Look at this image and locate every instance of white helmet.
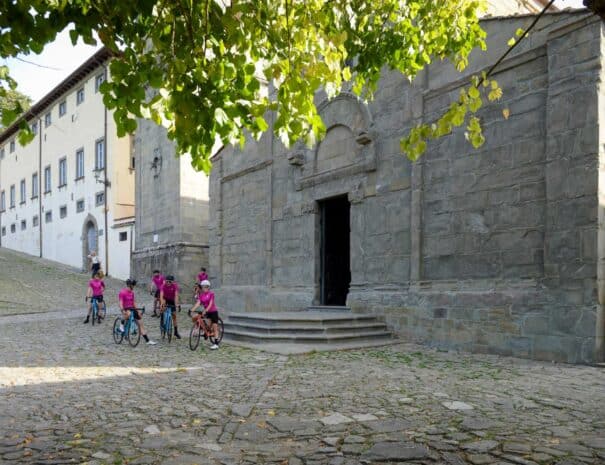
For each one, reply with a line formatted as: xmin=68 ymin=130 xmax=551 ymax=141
xmin=200 ymin=280 xmax=211 ymax=287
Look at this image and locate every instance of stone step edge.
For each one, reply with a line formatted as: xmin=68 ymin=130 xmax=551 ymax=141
xmin=227 ymin=313 xmax=379 ymax=323
xmin=224 ymin=328 xmax=394 ymax=342
xmin=224 ymin=321 xmax=387 ymax=332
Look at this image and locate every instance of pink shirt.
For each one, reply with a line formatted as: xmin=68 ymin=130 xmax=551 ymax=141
xmin=89 ymin=279 xmax=105 ymax=297
xmin=198 ymin=272 xmax=208 ymax=282
xmin=161 ymin=282 xmax=179 ymax=301
xmin=152 ymin=274 xmax=165 ymax=290
xmin=119 ymin=288 xmax=135 ymax=309
xmin=198 ymin=291 xmax=217 ymax=312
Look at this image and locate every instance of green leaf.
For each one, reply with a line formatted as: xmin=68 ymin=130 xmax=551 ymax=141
xmin=255 ymin=116 xmax=269 ymax=132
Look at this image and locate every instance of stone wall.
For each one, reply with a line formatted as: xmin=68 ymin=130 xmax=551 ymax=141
xmin=210 ymin=12 xmax=604 ymax=363
xmin=132 ymin=120 xmax=209 ymax=286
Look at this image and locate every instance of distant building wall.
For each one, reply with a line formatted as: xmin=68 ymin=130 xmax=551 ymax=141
xmin=131 ymin=122 xmax=209 ymax=287
xmin=0 ymin=49 xmax=135 ymax=280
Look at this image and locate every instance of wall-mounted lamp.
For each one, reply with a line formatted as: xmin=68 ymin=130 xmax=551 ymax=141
xmin=94 ymin=170 xmax=111 ymax=187
xmin=150 ymin=148 xmax=162 ymax=177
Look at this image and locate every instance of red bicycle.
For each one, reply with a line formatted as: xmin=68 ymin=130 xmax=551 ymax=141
xmin=189 ymin=313 xmax=224 ymax=350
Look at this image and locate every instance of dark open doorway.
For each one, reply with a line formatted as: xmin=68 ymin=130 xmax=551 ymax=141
xmin=320 ymin=195 xmax=351 ymax=306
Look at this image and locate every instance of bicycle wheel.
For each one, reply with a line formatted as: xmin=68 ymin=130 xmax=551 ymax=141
xmin=160 ymin=311 xmax=167 ymax=340
xmin=99 ymin=301 xmax=107 ymax=320
xmin=112 ymin=317 xmax=123 ymax=344
xmin=166 ymin=311 xmax=173 ymax=343
xmin=189 ymin=324 xmax=200 ymax=350
xmin=91 ymin=300 xmax=97 ymax=326
xmin=127 ymin=320 xmax=141 ymax=347
xmin=210 ymin=318 xmax=224 ymax=345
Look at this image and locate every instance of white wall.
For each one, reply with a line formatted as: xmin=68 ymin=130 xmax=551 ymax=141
xmin=0 ymin=60 xmax=134 ymax=278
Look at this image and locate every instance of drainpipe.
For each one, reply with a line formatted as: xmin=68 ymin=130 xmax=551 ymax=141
xmin=39 ymin=117 xmax=43 ymax=257
xmin=597 ymin=180 xmax=605 ymax=362
xmin=103 ymin=64 xmax=109 ymax=276
xmin=0 ymin=144 xmax=2 ymax=248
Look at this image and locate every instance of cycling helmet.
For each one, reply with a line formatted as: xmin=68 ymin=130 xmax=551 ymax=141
xmin=126 ymin=278 xmax=137 ymax=287
xmin=200 ymin=280 xmax=211 ymax=287
xmin=166 ymin=275 xmax=175 ymax=282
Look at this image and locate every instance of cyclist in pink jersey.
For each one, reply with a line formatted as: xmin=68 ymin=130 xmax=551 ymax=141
xmin=190 ymin=279 xmax=220 ymax=349
xmin=149 ymin=270 xmax=165 ymax=317
xmin=84 ymin=272 xmax=105 ymax=324
xmin=118 ymin=279 xmax=156 ymax=345
xmin=160 ymin=275 xmax=181 ymax=339
xmin=197 ymin=267 xmax=208 ymax=283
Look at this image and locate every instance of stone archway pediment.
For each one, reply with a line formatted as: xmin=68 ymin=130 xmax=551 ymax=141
xmin=294 ymin=93 xmax=377 ymax=191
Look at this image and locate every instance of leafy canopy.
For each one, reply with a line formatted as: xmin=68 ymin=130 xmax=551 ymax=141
xmin=0 ymin=1 xmax=494 ymax=172
xmin=0 ymin=88 xmax=31 ymax=129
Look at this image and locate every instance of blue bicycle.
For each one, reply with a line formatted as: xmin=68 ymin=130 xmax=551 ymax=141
xmin=113 ymin=307 xmax=145 ymax=347
xmin=160 ymin=304 xmax=176 ymax=342
xmin=90 ymin=297 xmax=106 ymax=326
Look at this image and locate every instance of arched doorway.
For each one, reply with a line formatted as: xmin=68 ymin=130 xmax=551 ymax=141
xmin=81 ymin=215 xmax=99 ymax=271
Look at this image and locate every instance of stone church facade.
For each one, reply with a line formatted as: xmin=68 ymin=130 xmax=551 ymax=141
xmin=209 ymin=11 xmax=605 ymax=364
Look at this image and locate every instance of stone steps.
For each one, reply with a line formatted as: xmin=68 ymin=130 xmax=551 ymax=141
xmin=223 ymin=310 xmax=395 ymax=353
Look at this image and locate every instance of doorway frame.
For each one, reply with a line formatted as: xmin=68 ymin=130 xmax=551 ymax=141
xmin=81 ymin=214 xmax=99 ymax=272
xmin=316 ymin=193 xmax=351 ymax=306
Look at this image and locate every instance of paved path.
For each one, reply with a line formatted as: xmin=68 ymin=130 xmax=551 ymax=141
xmin=1 ymin=309 xmax=604 ymax=465
xmin=0 ymin=248 xmax=125 ymax=317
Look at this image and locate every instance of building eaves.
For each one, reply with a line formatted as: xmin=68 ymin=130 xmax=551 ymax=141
xmin=0 ymin=46 xmax=114 ymax=146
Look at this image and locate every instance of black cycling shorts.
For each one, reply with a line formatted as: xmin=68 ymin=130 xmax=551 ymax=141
xmin=91 ymin=295 xmax=104 ymax=302
xmin=154 ymin=290 xmax=160 ymax=299
xmin=205 ymin=311 xmax=219 ymax=324
xmin=164 ymin=300 xmax=176 ymax=307
xmin=125 ymin=307 xmax=142 ymax=320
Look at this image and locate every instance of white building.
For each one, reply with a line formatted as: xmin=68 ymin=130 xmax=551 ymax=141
xmin=0 ymin=48 xmax=135 ymax=279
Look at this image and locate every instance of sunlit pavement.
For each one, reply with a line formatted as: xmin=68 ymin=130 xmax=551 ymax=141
xmin=1 ymin=310 xmax=604 ymax=465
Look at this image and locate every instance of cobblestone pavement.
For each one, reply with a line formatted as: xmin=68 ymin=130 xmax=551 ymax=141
xmin=1 ymin=307 xmax=604 ymax=465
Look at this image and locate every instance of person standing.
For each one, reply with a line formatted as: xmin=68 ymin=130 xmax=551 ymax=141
xmin=118 ymin=278 xmax=156 ymax=345
xmin=160 ymin=275 xmax=181 ymax=339
xmin=87 ymin=251 xmax=101 ymax=278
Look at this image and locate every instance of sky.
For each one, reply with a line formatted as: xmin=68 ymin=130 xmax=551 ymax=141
xmin=2 ymin=0 xmax=588 ymax=104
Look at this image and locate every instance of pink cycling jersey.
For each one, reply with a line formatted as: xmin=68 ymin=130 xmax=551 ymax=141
xmin=161 ymin=282 xmax=179 ymax=301
xmin=198 ymin=291 xmax=217 ymax=312
xmin=197 ymin=272 xmax=208 ymax=282
xmin=119 ymin=288 xmax=135 ymax=309
xmin=152 ymin=274 xmax=165 ymax=290
xmin=89 ymin=279 xmax=105 ymax=297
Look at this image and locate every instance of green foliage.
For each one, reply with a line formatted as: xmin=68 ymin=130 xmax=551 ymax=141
xmin=0 ymin=88 xmax=31 ymax=127
xmin=0 ymin=0 xmax=490 ymax=172
xmin=400 ymin=73 xmax=502 ymax=161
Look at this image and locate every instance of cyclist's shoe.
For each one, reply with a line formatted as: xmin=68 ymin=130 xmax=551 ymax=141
xmin=174 ymin=329 xmax=181 ymax=339
xmin=146 ymin=340 xmax=157 ymax=345
xmin=83 ymin=317 xmax=89 ymax=324
xmin=119 ymin=324 xmax=125 ymax=333
xmin=210 ymin=343 xmax=219 ymax=350
xmin=97 ymin=317 xmax=102 ymax=324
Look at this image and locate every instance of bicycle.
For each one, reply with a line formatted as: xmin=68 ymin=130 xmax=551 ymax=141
xmin=86 ymin=297 xmax=106 ymax=326
xmin=160 ymin=304 xmax=175 ymax=342
xmin=93 ymin=297 xmax=106 ymax=325
xmin=189 ymin=312 xmax=224 ymax=350
xmin=113 ymin=307 xmax=145 ymax=347
xmin=192 ymin=284 xmax=201 ymax=304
